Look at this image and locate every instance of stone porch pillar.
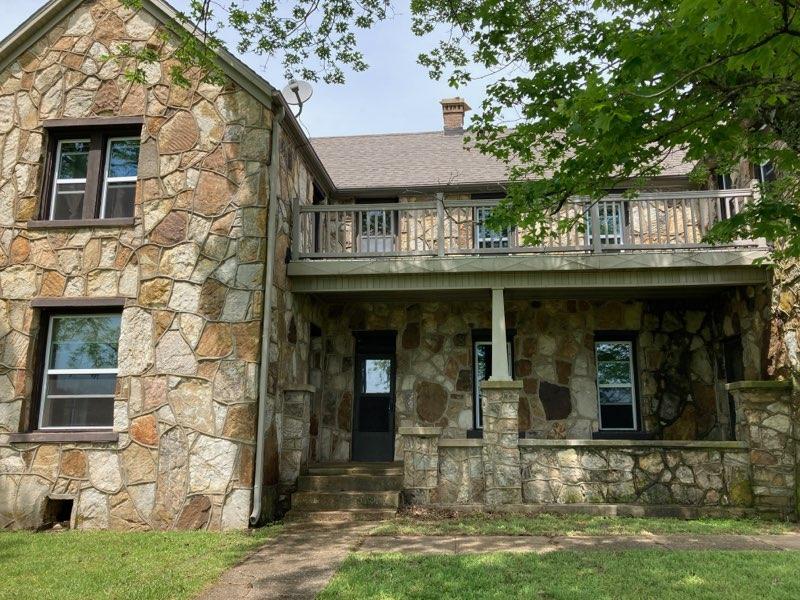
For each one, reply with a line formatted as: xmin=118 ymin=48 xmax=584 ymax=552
xmin=727 ymin=380 xmax=796 ymax=517
xmin=279 ymin=385 xmax=315 ymax=488
xmin=481 ymin=380 xmax=523 ymax=505
xmin=398 ymin=427 xmax=441 ymax=505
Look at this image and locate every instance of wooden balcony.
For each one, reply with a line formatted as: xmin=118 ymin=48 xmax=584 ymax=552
xmin=292 ymin=189 xmax=766 ymax=260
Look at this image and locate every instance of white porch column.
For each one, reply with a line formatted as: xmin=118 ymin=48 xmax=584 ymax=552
xmin=490 ymin=288 xmax=510 ymax=381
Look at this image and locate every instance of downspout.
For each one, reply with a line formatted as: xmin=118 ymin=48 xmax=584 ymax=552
xmin=250 ymin=95 xmax=285 ymax=526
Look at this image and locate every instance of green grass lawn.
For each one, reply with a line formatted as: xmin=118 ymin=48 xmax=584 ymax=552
xmin=320 ymin=551 xmax=800 ymax=599
xmin=371 ymin=512 xmax=798 ymax=537
xmin=0 ymin=525 xmax=281 ymax=600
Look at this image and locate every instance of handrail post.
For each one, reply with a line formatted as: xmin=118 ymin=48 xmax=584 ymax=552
xmin=291 ymin=197 xmax=301 ymax=258
xmin=589 ymin=200 xmax=602 ymax=253
xmin=436 ymin=192 xmax=445 ymax=257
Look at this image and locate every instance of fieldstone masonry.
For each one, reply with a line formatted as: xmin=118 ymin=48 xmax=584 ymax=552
xmin=481 ymin=380 xmax=523 ymax=505
xmin=399 ymin=427 xmax=440 ymax=505
xmin=279 ymin=385 xmax=314 ymax=489
xmin=400 ymin=380 xmax=796 ymax=516
xmin=0 ymin=0 xmax=317 ymax=530
xmin=728 ymin=381 xmax=796 ymax=515
xmin=520 ymin=442 xmax=752 ymax=507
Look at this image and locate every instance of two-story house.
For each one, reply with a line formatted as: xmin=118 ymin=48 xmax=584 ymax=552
xmin=0 ymin=0 xmax=796 ymax=530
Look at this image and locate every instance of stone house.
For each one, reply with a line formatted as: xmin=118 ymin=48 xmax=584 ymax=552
xmin=0 ymin=0 xmax=798 ymax=530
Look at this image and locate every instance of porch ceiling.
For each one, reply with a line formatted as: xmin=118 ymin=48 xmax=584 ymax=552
xmin=287 ymin=249 xmax=770 ymax=296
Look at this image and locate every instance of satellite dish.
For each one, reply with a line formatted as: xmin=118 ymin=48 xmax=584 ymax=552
xmin=281 ymin=79 xmax=313 ymax=116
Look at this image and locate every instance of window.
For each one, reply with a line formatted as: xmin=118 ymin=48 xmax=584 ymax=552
xmin=716 ymin=173 xmax=733 ymax=190
xmin=474 ymin=206 xmax=509 ymax=249
xmin=754 ymin=161 xmax=776 ymax=184
xmin=42 ymin=123 xmax=141 ymax=222
xmin=355 ymin=198 xmax=398 ymax=253
xmin=587 ymin=201 xmax=626 ymax=246
xmin=101 ymin=138 xmax=140 ymax=218
xmin=594 ymin=338 xmax=638 ymax=431
xmin=39 ymin=313 xmax=121 ymax=429
xmin=50 ymin=139 xmax=90 ymax=220
xmin=473 ymin=334 xmax=513 ymax=429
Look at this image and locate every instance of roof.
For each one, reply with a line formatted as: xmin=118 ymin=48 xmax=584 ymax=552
xmin=311 ymin=130 xmax=694 ymax=193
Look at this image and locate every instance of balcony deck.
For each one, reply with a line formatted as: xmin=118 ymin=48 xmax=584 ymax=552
xmin=288 ymin=189 xmax=771 ymax=295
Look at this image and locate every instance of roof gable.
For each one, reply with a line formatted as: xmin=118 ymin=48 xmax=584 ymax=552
xmin=0 ymin=0 xmax=276 ymax=108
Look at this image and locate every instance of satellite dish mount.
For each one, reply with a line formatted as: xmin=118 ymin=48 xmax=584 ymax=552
xmin=281 ymin=79 xmax=313 ymax=117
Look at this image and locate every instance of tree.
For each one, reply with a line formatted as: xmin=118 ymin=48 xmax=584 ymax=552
xmin=120 ymin=0 xmax=800 ymax=256
xmin=410 ymin=0 xmax=800 ymax=257
xmin=119 ymin=0 xmax=390 ymax=86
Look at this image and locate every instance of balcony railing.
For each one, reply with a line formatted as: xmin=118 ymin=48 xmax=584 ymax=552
xmin=292 ymin=189 xmax=763 ymax=259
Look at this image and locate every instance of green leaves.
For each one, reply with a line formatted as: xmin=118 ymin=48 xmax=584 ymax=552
xmin=118 ymin=0 xmax=390 ymax=87
xmin=411 ymin=0 xmax=800 ymax=256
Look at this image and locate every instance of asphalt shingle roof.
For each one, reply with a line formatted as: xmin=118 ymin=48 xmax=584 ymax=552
xmin=310 ymin=130 xmax=694 ymax=191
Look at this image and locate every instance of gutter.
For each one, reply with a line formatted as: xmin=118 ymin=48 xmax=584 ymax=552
xmin=250 ymin=94 xmax=285 ymax=526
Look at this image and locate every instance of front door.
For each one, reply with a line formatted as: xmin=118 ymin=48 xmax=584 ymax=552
xmin=352 ymin=332 xmax=396 ymax=461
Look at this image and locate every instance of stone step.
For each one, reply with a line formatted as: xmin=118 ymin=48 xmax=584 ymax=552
xmin=298 ymin=473 xmax=404 ymax=492
xmin=306 ymin=462 xmax=403 ymax=476
xmin=292 ymin=490 xmax=400 ymax=511
xmin=284 ymin=508 xmax=397 ymax=524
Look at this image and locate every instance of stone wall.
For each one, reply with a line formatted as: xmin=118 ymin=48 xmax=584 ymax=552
xmin=639 ymin=288 xmax=769 ymax=440
xmin=314 ymin=294 xmax=765 ymax=461
xmin=520 ymin=441 xmax=751 ymax=506
xmin=399 ymin=380 xmax=795 ymax=516
xmin=0 ymin=0 xmax=317 ymax=530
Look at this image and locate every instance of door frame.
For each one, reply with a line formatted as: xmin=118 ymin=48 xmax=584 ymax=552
xmin=352 ymin=330 xmax=397 ymax=461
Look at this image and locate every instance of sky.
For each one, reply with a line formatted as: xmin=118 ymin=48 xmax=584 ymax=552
xmin=2 ymin=1 xmax=492 ymax=138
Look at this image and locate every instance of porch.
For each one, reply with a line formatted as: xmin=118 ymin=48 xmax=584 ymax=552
xmin=283 ymin=287 xmax=795 ymax=518
xmin=302 ymin=290 xmax=767 ymax=462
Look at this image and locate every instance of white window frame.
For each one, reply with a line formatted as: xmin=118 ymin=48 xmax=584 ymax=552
xmin=595 ymin=340 xmax=638 ymax=431
xmin=755 ymin=161 xmax=775 ymax=184
xmin=38 ymin=313 xmax=119 ymax=431
xmin=474 ymin=206 xmax=509 ymax=249
xmin=473 ymin=340 xmax=513 ymax=429
xmin=100 ymin=136 xmax=140 ymax=219
xmin=586 ymin=201 xmax=625 ymax=246
xmin=49 ymin=138 xmax=90 ymax=220
xmin=357 ymin=208 xmax=396 ymax=253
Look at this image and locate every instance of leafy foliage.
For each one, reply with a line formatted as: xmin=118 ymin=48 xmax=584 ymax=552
xmin=118 ymin=0 xmax=390 ymax=85
xmin=410 ymin=0 xmax=800 ymax=256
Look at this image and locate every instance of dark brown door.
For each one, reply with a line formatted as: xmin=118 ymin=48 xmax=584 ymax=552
xmin=352 ymin=332 xmax=396 ymax=462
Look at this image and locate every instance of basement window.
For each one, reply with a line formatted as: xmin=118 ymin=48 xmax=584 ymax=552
xmin=42 ymin=497 xmax=74 ymax=529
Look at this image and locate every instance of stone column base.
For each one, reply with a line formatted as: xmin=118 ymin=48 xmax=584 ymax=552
xmin=279 ymin=385 xmax=315 ymax=488
xmin=399 ymin=427 xmax=441 ymax=505
xmin=482 ymin=380 xmax=523 ymax=505
xmin=727 ymin=380 xmax=795 ymax=516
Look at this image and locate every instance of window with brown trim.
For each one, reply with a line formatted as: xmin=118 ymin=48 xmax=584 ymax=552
xmin=36 ymin=311 xmax=122 ymax=430
xmin=40 ymin=123 xmax=142 ymax=222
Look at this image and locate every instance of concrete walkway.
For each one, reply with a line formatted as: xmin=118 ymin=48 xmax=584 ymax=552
xmin=196 ymin=523 xmax=370 ymax=600
xmin=359 ymin=532 xmax=800 ymax=554
xmin=197 ymin=528 xmax=800 ymax=599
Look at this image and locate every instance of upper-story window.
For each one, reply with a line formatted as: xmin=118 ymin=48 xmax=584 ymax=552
xmin=754 ymin=161 xmax=776 ymax=184
xmin=471 ymin=194 xmax=510 ymax=250
xmin=474 ymin=206 xmax=509 ymax=249
xmin=42 ymin=122 xmax=142 ymax=222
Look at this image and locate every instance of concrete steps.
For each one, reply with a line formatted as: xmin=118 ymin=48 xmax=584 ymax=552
xmin=285 ymin=462 xmax=403 ymax=523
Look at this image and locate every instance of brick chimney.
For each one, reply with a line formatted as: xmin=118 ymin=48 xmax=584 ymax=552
xmin=440 ymin=97 xmax=471 ymax=133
